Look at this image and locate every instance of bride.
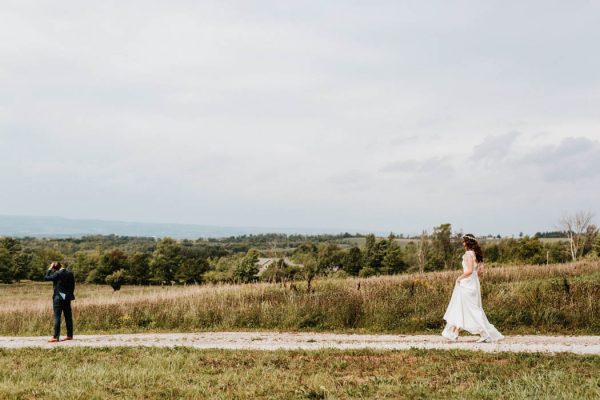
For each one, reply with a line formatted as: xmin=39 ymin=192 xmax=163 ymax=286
xmin=442 ymin=234 xmax=503 ymax=342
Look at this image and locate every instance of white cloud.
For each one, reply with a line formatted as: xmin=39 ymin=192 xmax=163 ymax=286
xmin=380 ymin=157 xmax=454 ymax=177
xmin=472 ymin=131 xmax=521 ymax=161
xmin=520 ymin=137 xmax=600 ymax=182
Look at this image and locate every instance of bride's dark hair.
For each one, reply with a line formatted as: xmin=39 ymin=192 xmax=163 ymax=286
xmin=462 ymin=234 xmax=484 ymax=263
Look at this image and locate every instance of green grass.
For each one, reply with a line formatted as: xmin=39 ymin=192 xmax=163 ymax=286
xmin=1 ymin=261 xmax=599 ymax=336
xmin=0 ymin=347 xmax=598 ymax=399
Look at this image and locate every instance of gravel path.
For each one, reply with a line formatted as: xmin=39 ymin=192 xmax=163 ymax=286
xmin=1 ymin=332 xmax=599 ymax=354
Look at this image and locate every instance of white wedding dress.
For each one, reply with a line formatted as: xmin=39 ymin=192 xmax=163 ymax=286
xmin=442 ymin=250 xmax=503 ymax=341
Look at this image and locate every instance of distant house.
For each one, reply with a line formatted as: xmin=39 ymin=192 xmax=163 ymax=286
xmin=256 ymin=257 xmax=303 ymax=276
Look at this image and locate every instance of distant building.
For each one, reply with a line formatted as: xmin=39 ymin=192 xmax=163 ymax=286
xmin=256 ymin=257 xmax=303 ymax=276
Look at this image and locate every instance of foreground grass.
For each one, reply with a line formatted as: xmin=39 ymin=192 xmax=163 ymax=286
xmin=1 ymin=261 xmax=599 ymax=336
xmin=0 ymin=348 xmax=598 ymax=399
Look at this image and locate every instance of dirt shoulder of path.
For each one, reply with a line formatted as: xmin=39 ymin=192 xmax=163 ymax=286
xmin=1 ymin=332 xmax=599 ymax=355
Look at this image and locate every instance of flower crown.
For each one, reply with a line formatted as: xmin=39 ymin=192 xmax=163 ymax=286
xmin=462 ymin=234 xmax=478 ymax=243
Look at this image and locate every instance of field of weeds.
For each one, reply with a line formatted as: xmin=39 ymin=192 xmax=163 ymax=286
xmin=1 ymin=261 xmax=598 ymax=336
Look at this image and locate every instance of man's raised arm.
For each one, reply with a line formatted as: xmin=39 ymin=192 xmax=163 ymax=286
xmin=44 ymin=265 xmax=60 ymax=281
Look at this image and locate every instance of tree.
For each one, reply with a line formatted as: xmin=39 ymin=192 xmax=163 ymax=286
xmin=128 ymin=252 xmax=151 ymax=284
xmin=0 ymin=238 xmax=34 ymax=283
xmin=233 ymin=249 xmax=260 ymax=283
xmin=515 ymin=236 xmax=545 ymax=264
xmin=593 ymin=234 xmax=600 ymax=258
xmin=93 ymin=249 xmax=128 ymax=284
xmin=150 ymin=238 xmax=182 ymax=284
xmin=381 ymin=234 xmax=406 ymax=275
xmin=293 ymin=242 xmax=318 ymax=257
xmin=293 ymin=253 xmax=320 ymax=293
xmin=260 ymin=258 xmax=287 ymax=283
xmin=203 ymin=254 xmax=240 ymax=284
xmin=176 ymin=258 xmax=209 ymax=284
xmin=13 ymin=251 xmax=32 ymax=282
xmin=547 ymin=241 xmax=571 ymax=264
xmin=260 ymin=258 xmax=302 ymax=283
xmin=317 ymin=243 xmax=342 ymax=272
xmin=341 ymin=246 xmax=362 ymax=276
xmin=362 ymin=234 xmax=388 ymax=272
xmin=430 ymin=224 xmax=454 ymax=270
xmin=558 ymin=211 xmax=595 ymax=261
xmin=70 ymin=251 xmax=99 ymax=283
xmin=581 ymin=224 xmax=599 ymax=258
xmin=0 ymin=238 xmax=31 ymax=282
xmin=358 ymin=266 xmax=377 ymax=277
xmin=483 ymin=243 xmax=500 ymax=263
xmin=105 ymin=269 xmax=127 ymax=291
xmin=28 ymin=247 xmax=64 ymax=281
xmin=363 ymin=234 xmax=377 ymax=268
xmin=0 ymin=247 xmax=14 ymax=283
xmin=416 ymin=230 xmax=429 ymax=274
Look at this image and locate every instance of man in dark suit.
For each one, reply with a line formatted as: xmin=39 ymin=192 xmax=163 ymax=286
xmin=44 ymin=262 xmax=75 ymax=343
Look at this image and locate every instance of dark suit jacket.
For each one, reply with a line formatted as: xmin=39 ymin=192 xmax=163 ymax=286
xmin=44 ymin=268 xmax=76 ymax=301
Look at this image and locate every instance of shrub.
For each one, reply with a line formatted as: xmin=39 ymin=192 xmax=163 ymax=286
xmin=105 ymin=269 xmax=127 ymax=291
xmin=359 ymin=267 xmax=377 ymax=278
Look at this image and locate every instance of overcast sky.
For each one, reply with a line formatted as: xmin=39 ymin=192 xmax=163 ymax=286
xmin=1 ymin=0 xmax=599 ymax=235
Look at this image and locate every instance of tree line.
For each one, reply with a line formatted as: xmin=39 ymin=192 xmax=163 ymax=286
xmin=1 ymin=219 xmax=599 ymax=288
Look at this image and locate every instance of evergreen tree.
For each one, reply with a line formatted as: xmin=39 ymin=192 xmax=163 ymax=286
xmin=381 ymin=234 xmax=406 ymax=274
xmin=341 ymin=246 xmax=362 ymax=276
xmin=362 ymin=233 xmax=388 ymax=272
xmin=430 ymin=224 xmax=454 ymax=270
xmin=363 ymin=234 xmax=376 ymax=268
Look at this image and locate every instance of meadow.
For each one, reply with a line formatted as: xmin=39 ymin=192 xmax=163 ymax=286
xmin=1 ymin=260 xmax=598 ymax=336
xmin=0 ymin=347 xmax=598 ymax=399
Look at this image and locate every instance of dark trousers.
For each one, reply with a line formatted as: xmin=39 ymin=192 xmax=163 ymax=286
xmin=53 ymin=296 xmax=73 ymax=338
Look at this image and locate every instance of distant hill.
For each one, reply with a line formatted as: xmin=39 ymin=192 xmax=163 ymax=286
xmin=0 ymin=215 xmax=350 ymax=239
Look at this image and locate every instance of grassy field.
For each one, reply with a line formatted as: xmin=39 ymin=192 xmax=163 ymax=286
xmin=0 ymin=261 xmax=598 ymax=336
xmin=0 ymin=347 xmax=598 ymax=399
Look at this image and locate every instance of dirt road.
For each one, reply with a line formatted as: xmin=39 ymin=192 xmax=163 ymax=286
xmin=1 ymin=332 xmax=599 ymax=354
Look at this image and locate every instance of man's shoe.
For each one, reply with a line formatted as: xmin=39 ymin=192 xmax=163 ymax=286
xmin=48 ymin=338 xmax=59 ymax=343
xmin=477 ymin=336 xmax=491 ymax=343
xmin=63 ymin=337 xmax=73 ymax=341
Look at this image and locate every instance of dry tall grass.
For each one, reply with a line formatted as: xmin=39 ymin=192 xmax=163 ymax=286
xmin=1 ymin=261 xmax=598 ymax=336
